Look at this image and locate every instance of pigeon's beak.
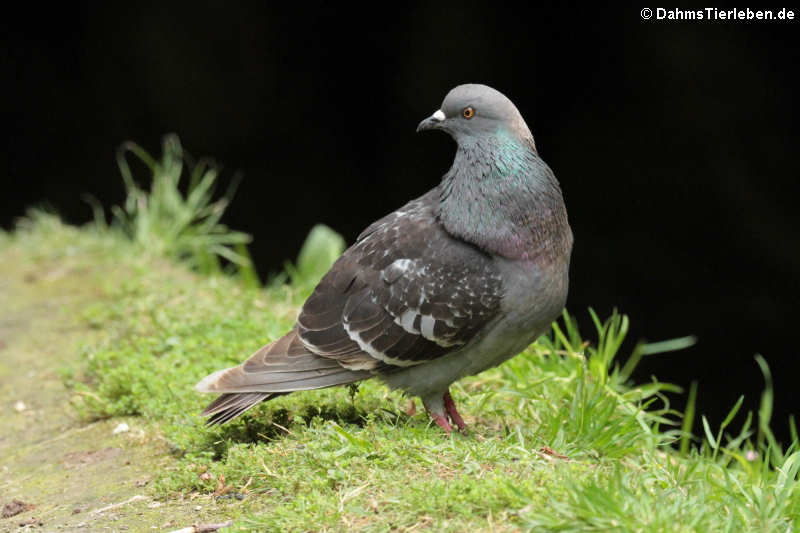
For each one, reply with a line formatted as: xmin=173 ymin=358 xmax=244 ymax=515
xmin=416 ymin=109 xmax=446 ymax=132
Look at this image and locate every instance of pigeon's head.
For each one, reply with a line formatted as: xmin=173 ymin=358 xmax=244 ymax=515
xmin=417 ymin=84 xmax=533 ymax=144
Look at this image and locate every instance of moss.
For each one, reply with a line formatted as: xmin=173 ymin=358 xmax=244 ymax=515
xmin=1 ymin=215 xmax=797 ymax=532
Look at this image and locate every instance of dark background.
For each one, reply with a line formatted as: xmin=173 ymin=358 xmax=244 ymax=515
xmin=3 ymin=5 xmax=798 ymax=442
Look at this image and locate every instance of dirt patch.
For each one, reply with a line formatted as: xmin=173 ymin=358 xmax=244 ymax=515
xmin=62 ymin=447 xmax=122 ymax=469
xmin=16 ymin=516 xmax=44 ymax=528
xmin=0 ymin=239 xmax=241 ymax=531
xmin=2 ymin=500 xmax=35 ymax=518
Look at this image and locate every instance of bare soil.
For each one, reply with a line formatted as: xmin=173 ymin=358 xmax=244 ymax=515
xmin=0 ymin=246 xmax=231 ymax=532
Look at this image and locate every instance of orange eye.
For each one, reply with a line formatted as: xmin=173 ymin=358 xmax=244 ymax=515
xmin=462 ymin=107 xmax=474 ymax=119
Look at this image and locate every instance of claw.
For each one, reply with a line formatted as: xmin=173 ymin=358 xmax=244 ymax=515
xmin=430 ymin=412 xmax=452 ymax=433
xmin=443 ymin=390 xmax=467 ymax=432
xmin=422 ymin=389 xmax=468 ymax=434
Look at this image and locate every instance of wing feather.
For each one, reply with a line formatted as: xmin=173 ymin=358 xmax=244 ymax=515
xmin=197 ymin=189 xmax=504 ymax=424
xmin=297 ymin=189 xmax=503 ymax=369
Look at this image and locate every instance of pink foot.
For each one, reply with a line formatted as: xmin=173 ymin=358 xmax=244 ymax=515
xmin=443 ymin=391 xmax=467 ymax=432
xmin=430 ymin=411 xmax=452 ymax=433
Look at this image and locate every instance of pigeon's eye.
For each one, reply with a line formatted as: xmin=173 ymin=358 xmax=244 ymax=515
xmin=462 ymin=107 xmax=475 ymax=119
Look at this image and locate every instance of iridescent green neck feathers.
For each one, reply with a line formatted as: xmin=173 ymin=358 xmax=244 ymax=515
xmin=438 ymin=131 xmax=571 ymax=262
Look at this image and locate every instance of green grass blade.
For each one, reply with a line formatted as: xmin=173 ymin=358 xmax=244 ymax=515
xmin=680 ymin=381 xmax=698 ymax=455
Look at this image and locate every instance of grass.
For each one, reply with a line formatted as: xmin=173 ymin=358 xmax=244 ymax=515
xmin=4 ymin=137 xmax=798 ymax=531
xmin=104 ymin=134 xmax=258 ymax=283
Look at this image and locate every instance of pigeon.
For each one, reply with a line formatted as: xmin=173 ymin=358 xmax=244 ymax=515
xmin=196 ymin=84 xmax=573 ymax=432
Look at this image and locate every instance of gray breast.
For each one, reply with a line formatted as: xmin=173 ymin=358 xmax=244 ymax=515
xmin=494 ymin=255 xmax=570 ymax=341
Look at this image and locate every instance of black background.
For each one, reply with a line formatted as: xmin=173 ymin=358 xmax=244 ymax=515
xmin=3 ymin=4 xmax=798 ymax=442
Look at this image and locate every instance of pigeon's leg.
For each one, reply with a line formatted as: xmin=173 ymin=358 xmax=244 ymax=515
xmin=429 ymin=412 xmax=453 ymax=433
xmin=443 ymin=390 xmax=467 ymax=432
xmin=421 ymin=394 xmax=452 ymax=433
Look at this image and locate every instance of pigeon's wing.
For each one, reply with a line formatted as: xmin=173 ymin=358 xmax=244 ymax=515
xmin=297 ymin=190 xmax=504 ymax=370
xmin=195 ymin=190 xmax=503 ymax=425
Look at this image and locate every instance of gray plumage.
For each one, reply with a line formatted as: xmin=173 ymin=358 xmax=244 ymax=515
xmin=196 ymin=84 xmax=573 ymax=432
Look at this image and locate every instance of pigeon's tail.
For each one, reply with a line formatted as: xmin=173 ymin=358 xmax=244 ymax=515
xmin=201 ymin=392 xmax=286 ymax=425
xmin=196 ymin=329 xmax=371 ymax=425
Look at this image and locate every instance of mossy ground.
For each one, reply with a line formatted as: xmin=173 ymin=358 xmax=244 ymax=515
xmin=0 ymin=216 xmax=797 ymax=532
xmin=0 ymin=219 xmax=240 ymax=531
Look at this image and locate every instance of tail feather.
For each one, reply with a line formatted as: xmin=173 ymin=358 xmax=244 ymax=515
xmin=196 ymin=329 xmax=371 ymax=425
xmin=197 ymin=365 xmax=368 ymax=393
xmin=202 ymin=391 xmax=269 ymax=416
xmin=203 ymin=392 xmax=284 ymax=426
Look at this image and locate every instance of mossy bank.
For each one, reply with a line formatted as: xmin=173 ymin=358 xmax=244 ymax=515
xmin=0 ymin=213 xmax=797 ymax=532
